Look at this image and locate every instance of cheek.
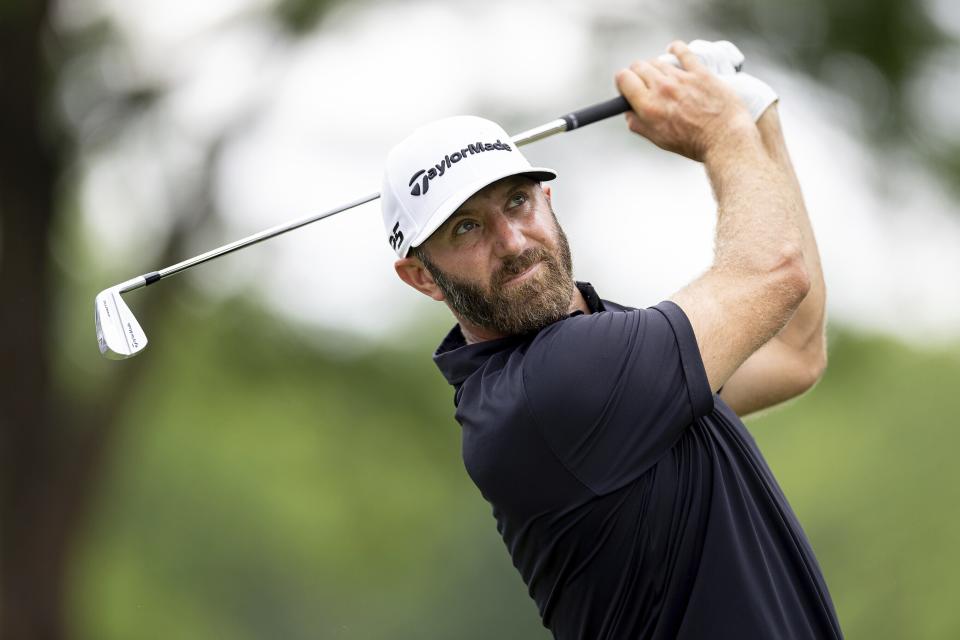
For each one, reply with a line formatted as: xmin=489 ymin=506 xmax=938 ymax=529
xmin=434 ymin=249 xmax=493 ymax=284
xmin=530 ymin=215 xmax=559 ymax=248
xmin=469 ymin=257 xmax=498 ymax=285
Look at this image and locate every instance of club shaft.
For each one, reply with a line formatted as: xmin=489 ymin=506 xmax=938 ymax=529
xmin=160 ymin=192 xmax=379 ymax=280
xmin=116 ymin=96 xmax=633 ymax=295
xmin=511 ymin=118 xmax=568 ymax=146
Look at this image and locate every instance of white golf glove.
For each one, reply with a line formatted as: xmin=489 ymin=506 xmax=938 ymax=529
xmin=658 ymin=39 xmax=778 ymax=122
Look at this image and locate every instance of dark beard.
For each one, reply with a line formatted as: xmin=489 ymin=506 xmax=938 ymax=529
xmin=419 ymin=216 xmax=576 ymax=337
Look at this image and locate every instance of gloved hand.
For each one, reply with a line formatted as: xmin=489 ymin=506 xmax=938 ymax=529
xmin=658 ymin=39 xmax=778 ymax=122
xmin=722 ymin=71 xmax=778 ymax=122
xmin=658 ymin=39 xmax=744 ymax=75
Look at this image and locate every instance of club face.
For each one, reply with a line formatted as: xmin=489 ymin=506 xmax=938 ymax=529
xmin=95 ymin=287 xmax=148 ymax=359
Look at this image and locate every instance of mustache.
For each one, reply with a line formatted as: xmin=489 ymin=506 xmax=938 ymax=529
xmin=493 ymin=247 xmax=552 ymax=287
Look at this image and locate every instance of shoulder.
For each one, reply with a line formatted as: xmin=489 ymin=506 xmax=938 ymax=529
xmin=522 ymin=302 xmax=711 ymax=421
xmin=527 ymin=303 xmax=686 ymax=368
xmin=522 ymin=306 xmax=674 ymax=400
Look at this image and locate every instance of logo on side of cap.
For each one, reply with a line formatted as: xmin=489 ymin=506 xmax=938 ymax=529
xmin=407 ymin=139 xmax=512 ymax=196
xmin=387 ymin=222 xmax=404 ymax=252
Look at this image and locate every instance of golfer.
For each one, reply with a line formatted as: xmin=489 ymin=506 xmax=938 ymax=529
xmin=382 ymin=40 xmax=841 ymax=639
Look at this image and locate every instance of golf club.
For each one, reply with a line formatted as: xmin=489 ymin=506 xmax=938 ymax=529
xmin=93 ymin=95 xmax=637 ymax=359
xmin=95 ymin=50 xmax=745 ymax=359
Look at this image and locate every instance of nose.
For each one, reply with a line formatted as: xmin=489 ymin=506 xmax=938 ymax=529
xmin=488 ymin=211 xmax=527 ymax=257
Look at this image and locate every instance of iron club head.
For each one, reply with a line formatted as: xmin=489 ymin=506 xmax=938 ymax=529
xmin=95 ymin=285 xmax=148 ymax=359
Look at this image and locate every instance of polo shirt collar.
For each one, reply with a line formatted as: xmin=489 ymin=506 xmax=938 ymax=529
xmin=433 ymin=281 xmax=604 ymax=386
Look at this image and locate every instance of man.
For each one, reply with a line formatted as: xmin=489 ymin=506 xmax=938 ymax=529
xmin=382 ymin=40 xmax=839 ymax=639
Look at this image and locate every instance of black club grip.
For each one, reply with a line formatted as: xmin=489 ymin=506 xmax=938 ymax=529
xmin=560 ymin=96 xmax=631 ymax=131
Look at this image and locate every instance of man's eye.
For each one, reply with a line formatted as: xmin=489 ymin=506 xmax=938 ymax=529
xmin=455 ymin=220 xmax=478 ymax=236
xmin=510 ymin=192 xmax=527 ymax=207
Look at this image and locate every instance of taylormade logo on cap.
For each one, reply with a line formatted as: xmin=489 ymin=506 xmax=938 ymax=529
xmin=382 ymin=116 xmax=557 ymax=258
xmin=408 ymin=139 xmax=513 ymax=196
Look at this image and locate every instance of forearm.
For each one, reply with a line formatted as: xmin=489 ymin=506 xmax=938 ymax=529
xmin=754 ymin=106 xmax=827 ymax=359
xmin=668 ymin=118 xmax=812 ymax=370
xmin=702 ymin=118 xmax=806 ymax=283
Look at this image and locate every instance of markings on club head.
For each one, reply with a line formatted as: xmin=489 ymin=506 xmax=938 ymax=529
xmin=110 ymin=291 xmax=133 ymax=353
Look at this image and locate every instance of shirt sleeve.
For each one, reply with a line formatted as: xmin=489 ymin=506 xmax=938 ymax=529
xmin=522 ymin=301 xmax=714 ymax=494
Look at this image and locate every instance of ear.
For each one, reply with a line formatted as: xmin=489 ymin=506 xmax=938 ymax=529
xmin=542 ymin=184 xmax=552 ymax=202
xmin=395 ymin=257 xmax=445 ymax=302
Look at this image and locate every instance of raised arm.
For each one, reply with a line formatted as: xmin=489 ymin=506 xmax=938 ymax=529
xmin=715 ymin=105 xmax=827 ymax=416
xmin=615 ymin=41 xmax=812 ymax=394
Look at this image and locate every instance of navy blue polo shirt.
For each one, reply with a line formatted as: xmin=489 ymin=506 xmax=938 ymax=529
xmin=433 ymin=282 xmax=842 ymax=639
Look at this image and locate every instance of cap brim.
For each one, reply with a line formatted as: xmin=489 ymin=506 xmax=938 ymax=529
xmin=405 ymin=166 xmax=557 ymax=256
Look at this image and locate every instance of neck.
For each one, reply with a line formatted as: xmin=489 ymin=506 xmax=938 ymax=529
xmin=459 ymin=285 xmax=591 ymax=345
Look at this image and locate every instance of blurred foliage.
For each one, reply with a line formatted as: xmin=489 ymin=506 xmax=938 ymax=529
xmin=70 ymin=297 xmax=550 ymax=639
xmin=273 ymin=0 xmax=345 ymax=35
xmin=752 ymin=328 xmax=960 ymax=639
xmin=688 ymin=0 xmax=960 ymax=194
xmin=692 ymin=0 xmax=949 ymax=88
xmin=68 ymin=298 xmax=960 ymax=639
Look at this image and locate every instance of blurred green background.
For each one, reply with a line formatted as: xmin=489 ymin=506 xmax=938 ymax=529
xmin=2 ymin=0 xmax=959 ymax=638
xmin=71 ymin=310 xmax=960 ymax=639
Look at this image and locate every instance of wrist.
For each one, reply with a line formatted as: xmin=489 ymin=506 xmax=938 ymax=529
xmin=701 ymin=115 xmax=765 ymax=167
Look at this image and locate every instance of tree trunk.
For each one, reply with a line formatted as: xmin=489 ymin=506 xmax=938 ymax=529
xmin=0 ymin=3 xmax=140 ymax=637
xmin=1 ymin=0 xmax=271 ymax=634
xmin=0 ymin=1 xmax=65 ymax=637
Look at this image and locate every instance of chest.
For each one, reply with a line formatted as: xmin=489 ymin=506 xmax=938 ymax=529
xmin=456 ymin=376 xmax=591 ymax=513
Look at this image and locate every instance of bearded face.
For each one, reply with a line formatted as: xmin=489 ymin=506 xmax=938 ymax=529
xmin=416 ymin=207 xmax=575 ymax=336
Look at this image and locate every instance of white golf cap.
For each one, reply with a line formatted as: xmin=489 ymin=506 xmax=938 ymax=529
xmin=381 ymin=115 xmax=557 ymax=257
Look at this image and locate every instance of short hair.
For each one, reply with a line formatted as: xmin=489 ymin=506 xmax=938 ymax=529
xmin=408 ymin=244 xmax=427 ymax=262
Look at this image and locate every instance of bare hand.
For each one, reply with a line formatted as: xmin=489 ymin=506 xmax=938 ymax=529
xmin=615 ymin=41 xmax=755 ymax=162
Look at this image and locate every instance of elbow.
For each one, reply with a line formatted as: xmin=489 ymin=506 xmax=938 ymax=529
xmin=803 ymin=348 xmax=828 ymax=391
xmin=789 ymin=355 xmax=826 ymax=399
xmin=795 ymin=334 xmax=828 ymax=394
xmin=771 ymin=243 xmax=811 ymax=310
xmin=807 ymin=329 xmax=829 ymax=385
